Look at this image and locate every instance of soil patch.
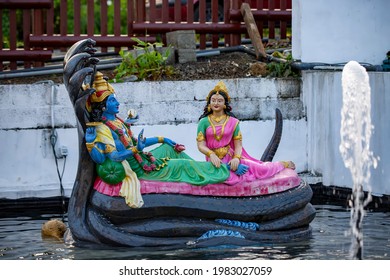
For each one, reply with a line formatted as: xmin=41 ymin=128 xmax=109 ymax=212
xmin=0 ymin=51 xmax=267 ymax=85
xmin=167 ymin=51 xmax=265 ymax=81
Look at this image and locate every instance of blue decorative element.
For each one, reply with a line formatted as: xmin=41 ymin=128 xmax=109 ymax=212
xmin=197 ymin=230 xmax=245 ymax=240
xmin=215 ymin=219 xmax=260 ymax=231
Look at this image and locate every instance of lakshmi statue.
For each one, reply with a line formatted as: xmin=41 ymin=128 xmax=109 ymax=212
xmin=196 ymin=81 xmax=296 ymax=185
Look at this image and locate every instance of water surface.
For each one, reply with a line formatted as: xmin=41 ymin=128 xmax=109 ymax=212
xmin=0 ymin=204 xmax=389 ymax=260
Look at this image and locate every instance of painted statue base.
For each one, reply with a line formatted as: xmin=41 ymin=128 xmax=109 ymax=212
xmin=79 ymin=180 xmax=315 ymax=248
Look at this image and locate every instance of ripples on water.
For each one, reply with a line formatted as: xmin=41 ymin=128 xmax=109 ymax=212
xmin=0 ymin=204 xmax=389 ymax=260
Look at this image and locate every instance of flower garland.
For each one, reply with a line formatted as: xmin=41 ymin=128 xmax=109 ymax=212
xmin=102 ymin=116 xmax=157 ymax=172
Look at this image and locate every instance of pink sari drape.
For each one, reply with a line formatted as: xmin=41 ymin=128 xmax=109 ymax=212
xmin=204 ymin=117 xmax=297 ymax=185
xmin=94 ymin=167 xmax=301 ymax=197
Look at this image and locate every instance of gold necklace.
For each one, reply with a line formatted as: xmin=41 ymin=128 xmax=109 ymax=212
xmin=210 ymin=114 xmax=226 ymax=123
xmin=208 ymin=115 xmax=229 ymax=141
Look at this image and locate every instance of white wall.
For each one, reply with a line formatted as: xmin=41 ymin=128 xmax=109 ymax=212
xmin=302 ymin=71 xmax=390 ymax=196
xmin=293 ymin=0 xmax=390 ymax=66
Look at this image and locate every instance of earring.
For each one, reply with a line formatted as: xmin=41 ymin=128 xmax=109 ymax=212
xmin=223 ymin=104 xmax=226 ymax=109
xmin=102 ymin=107 xmax=106 ymax=111
xmin=207 ymin=105 xmax=211 ymax=112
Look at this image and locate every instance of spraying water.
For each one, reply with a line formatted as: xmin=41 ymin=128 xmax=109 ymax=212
xmin=340 ymin=61 xmax=378 ymax=259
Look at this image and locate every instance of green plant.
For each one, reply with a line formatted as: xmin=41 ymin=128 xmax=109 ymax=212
xmin=266 ymin=53 xmax=299 ymax=78
xmin=113 ymin=38 xmax=174 ymax=82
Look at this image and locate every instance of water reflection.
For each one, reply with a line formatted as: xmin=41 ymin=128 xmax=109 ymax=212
xmin=0 ymin=204 xmax=389 ymax=260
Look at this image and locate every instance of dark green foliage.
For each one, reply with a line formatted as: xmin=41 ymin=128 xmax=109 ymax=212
xmin=113 ymin=38 xmax=174 ymax=82
xmin=267 ymin=54 xmax=300 ymax=78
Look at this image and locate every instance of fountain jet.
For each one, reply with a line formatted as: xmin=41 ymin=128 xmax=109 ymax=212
xmin=340 ymin=61 xmax=378 ymax=259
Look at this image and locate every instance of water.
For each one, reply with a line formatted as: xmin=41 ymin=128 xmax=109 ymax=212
xmin=1 ymin=204 xmax=389 ymax=260
xmin=340 ymin=61 xmax=379 ymax=259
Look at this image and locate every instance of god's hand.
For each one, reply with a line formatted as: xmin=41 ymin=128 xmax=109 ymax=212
xmin=227 ymin=163 xmax=249 ymax=176
xmin=137 ymin=129 xmax=146 ymax=151
xmin=125 ymin=109 xmax=139 ymax=125
xmin=235 ymin=164 xmax=249 ymax=176
xmin=164 ymin=138 xmax=176 ymax=147
xmin=85 ymin=127 xmax=97 ymax=143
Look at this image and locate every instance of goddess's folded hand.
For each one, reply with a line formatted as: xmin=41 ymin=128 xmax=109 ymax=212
xmin=228 ymin=157 xmax=240 ymax=171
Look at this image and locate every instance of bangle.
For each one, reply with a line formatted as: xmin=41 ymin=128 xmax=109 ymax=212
xmin=86 ymin=142 xmax=94 ymax=153
xmin=131 ymin=147 xmax=139 ymax=154
xmin=233 ymin=154 xmax=241 ymax=159
xmin=206 ymin=150 xmax=215 ymax=157
xmin=157 ymin=136 xmax=164 ymax=143
xmin=105 ymin=145 xmax=115 ymax=153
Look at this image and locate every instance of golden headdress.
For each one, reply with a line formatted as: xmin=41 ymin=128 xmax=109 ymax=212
xmin=206 ymin=81 xmax=230 ymax=102
xmin=86 ymin=72 xmax=115 ymax=112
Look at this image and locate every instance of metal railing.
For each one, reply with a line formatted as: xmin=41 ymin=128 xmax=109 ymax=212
xmin=0 ymin=0 xmax=291 ymax=71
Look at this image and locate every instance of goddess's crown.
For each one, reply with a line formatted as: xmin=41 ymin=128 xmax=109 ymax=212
xmin=206 ymin=81 xmax=230 ymax=102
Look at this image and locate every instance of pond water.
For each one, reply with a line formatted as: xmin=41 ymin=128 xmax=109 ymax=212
xmin=0 ymin=204 xmax=389 ymax=260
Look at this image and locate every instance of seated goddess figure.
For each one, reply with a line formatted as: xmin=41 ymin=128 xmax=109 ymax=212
xmin=196 ymin=81 xmax=296 ymax=185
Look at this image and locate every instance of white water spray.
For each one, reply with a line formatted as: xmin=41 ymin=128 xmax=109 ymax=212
xmin=340 ymin=61 xmax=378 ymax=259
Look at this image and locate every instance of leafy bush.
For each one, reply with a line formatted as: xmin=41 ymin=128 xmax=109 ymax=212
xmin=113 ymin=38 xmax=174 ymax=82
xmin=266 ymin=53 xmax=300 ymax=78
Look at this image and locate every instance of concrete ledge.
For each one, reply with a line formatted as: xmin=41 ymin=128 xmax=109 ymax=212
xmin=0 ymin=77 xmax=303 ymax=129
xmin=310 ymin=183 xmax=390 ymax=212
